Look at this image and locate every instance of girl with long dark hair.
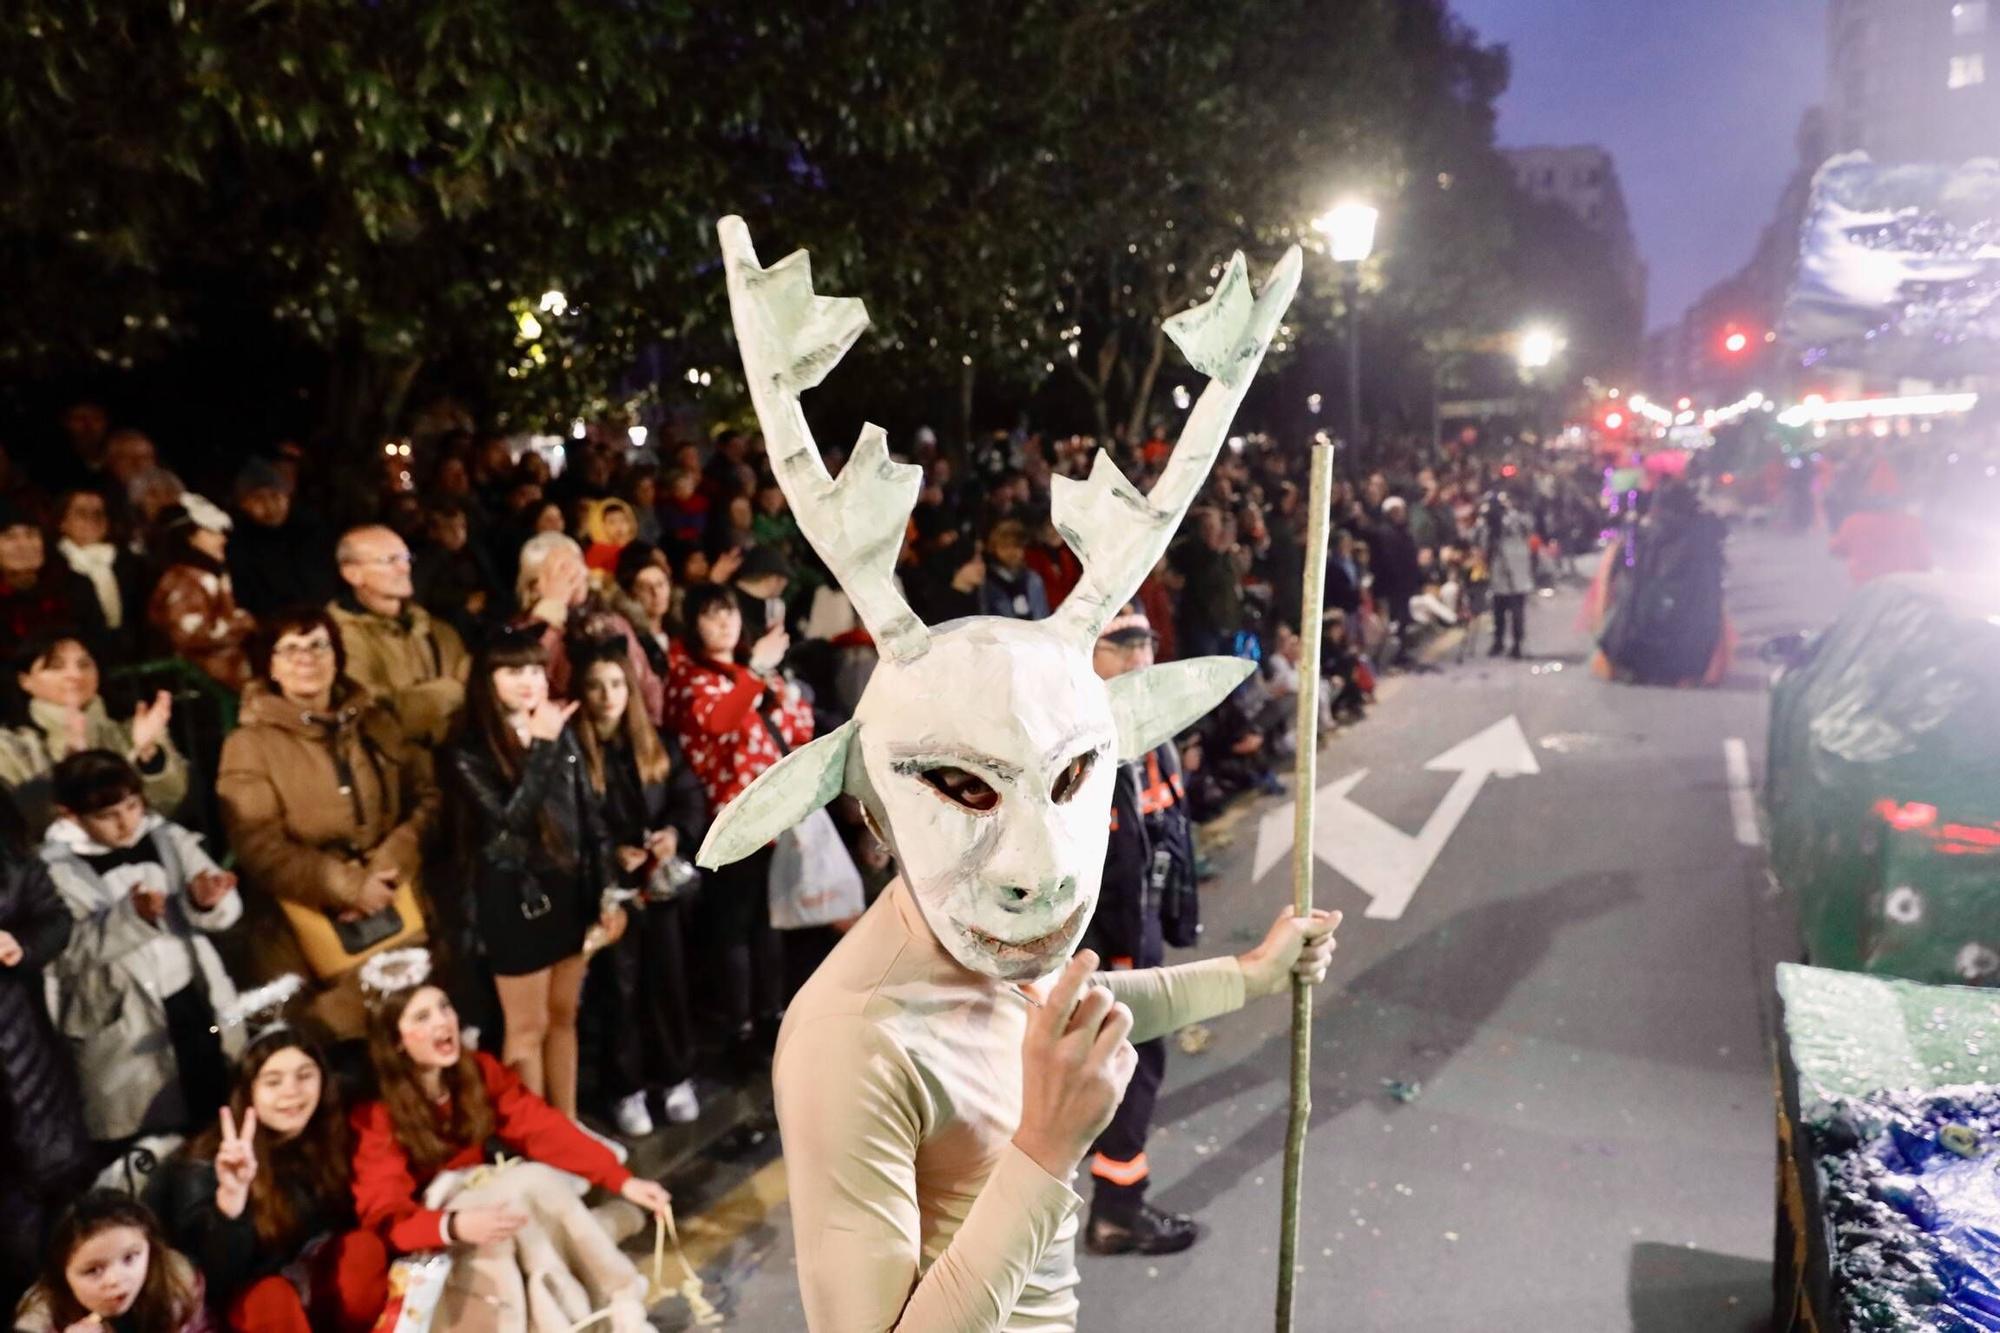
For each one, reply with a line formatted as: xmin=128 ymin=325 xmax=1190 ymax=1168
xmin=572 ymin=641 xmax=707 ymax=1136
xmin=348 ymin=952 xmax=667 ymax=1332
xmin=445 ymin=633 xmax=625 ymax=1115
xmin=12 ymin=1191 xmax=210 ymax=1333
xmin=157 ymin=987 xmax=387 ymax=1333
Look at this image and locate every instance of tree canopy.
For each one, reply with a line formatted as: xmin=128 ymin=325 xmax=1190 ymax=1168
xmin=0 ymin=0 xmax=1640 ymax=460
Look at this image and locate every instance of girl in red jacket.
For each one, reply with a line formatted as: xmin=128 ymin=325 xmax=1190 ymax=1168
xmin=347 ymin=949 xmax=669 ymax=1327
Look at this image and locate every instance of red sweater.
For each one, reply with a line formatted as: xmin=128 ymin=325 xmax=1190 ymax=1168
xmin=350 ymin=1051 xmax=633 ymax=1253
xmin=667 ymin=655 xmax=814 ymax=811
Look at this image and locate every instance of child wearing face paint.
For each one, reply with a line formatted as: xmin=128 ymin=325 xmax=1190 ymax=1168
xmin=12 ymin=1191 xmax=212 ymax=1333
xmin=348 ymin=954 xmax=670 ymax=1329
xmin=39 ymin=750 xmax=240 ymax=1147
xmin=156 ymin=993 xmax=388 ymax=1333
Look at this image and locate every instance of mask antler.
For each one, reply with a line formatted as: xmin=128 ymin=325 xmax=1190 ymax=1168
xmin=1049 ymin=245 xmax=1303 ymax=646
xmin=718 ymin=216 xmax=931 ymax=662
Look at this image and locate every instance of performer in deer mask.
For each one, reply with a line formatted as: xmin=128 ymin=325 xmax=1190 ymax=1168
xmin=700 ymin=218 xmax=1341 ymax=1332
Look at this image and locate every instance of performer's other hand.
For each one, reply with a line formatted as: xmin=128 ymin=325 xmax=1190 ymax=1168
xmin=1238 ymin=906 xmax=1342 ymax=1000
xmin=1011 ymin=949 xmax=1136 ymax=1181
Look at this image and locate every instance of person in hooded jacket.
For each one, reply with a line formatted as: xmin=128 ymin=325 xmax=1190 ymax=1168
xmin=0 ymin=789 xmax=93 ymax=1314
xmin=215 ymin=607 xmax=439 ymax=1039
xmin=39 ymin=750 xmax=242 ymax=1149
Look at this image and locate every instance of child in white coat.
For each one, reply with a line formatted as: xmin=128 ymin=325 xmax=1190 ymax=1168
xmin=40 ymin=749 xmax=242 ymax=1148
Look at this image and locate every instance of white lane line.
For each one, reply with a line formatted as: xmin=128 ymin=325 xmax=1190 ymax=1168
xmin=1723 ymin=738 xmax=1760 ymax=847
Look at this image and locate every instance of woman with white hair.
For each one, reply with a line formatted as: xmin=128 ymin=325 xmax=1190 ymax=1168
xmin=511 ymin=531 xmax=663 ymax=725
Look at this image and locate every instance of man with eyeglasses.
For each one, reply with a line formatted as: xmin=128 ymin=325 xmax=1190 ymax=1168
xmin=329 ymin=525 xmax=469 ymax=746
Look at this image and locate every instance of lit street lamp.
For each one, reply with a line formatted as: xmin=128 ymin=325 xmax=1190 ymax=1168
xmin=1517 ymin=325 xmax=1558 ymax=371
xmin=1516 ymin=325 xmax=1562 ymax=444
xmin=1312 ymin=201 xmax=1378 ymax=467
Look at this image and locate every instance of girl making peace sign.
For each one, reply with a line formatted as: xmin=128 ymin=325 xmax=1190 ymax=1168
xmin=155 ymin=982 xmax=388 ymax=1333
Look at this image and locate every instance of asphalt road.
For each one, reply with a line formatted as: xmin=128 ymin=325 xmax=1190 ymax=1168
xmin=650 ymin=522 xmax=1854 ymax=1332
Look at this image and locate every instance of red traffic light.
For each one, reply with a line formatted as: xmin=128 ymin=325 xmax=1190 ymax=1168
xmin=1602 ymin=410 xmax=1625 ymax=431
xmin=1722 ymin=329 xmax=1750 ymax=355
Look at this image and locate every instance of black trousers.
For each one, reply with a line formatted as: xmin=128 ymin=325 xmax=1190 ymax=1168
xmin=693 ymin=847 xmax=783 ymax=1038
xmin=590 ymin=896 xmax=696 ymax=1100
xmin=1088 ymin=1035 xmax=1166 ymax=1218
xmin=1491 ymin=593 xmax=1526 ymax=653
xmin=160 ymin=982 xmax=229 ymax=1135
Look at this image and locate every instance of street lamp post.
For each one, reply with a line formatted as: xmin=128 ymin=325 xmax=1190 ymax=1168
xmin=1313 ymin=201 xmax=1378 ymax=469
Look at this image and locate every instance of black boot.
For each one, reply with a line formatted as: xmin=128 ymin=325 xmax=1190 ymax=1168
xmin=1488 ymin=640 xmax=1505 ymax=657
xmin=1084 ymin=1203 xmax=1202 ymax=1256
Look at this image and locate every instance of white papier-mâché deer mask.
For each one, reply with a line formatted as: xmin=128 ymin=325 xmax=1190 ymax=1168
xmin=697 ymin=217 xmax=1301 ymax=983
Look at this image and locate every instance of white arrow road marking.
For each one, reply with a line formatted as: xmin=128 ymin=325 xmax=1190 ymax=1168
xmin=1255 ymin=716 xmax=1542 ymax=921
xmin=1722 ymin=738 xmax=1760 ymax=847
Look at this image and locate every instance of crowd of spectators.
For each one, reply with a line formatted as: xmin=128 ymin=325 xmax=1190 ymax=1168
xmin=0 ymin=399 xmax=1608 ymax=1328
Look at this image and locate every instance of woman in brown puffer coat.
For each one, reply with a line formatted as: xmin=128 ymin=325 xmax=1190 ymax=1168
xmin=216 ymin=606 xmax=438 ymax=1038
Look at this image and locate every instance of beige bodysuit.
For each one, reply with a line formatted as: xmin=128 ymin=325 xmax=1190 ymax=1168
xmin=774 ymin=879 xmax=1246 ymax=1331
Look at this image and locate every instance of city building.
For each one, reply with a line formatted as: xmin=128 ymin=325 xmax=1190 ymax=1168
xmin=1827 ymin=0 xmax=2000 ymax=162
xmin=1501 ymin=146 xmax=1649 ymax=316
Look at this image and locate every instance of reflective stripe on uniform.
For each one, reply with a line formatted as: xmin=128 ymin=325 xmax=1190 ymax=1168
xmin=1090 ymin=1151 xmax=1150 ymax=1187
xmin=1138 ymin=752 xmax=1180 ymax=816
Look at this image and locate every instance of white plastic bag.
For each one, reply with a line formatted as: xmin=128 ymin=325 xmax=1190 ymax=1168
xmin=768 ymin=807 xmax=865 ymax=930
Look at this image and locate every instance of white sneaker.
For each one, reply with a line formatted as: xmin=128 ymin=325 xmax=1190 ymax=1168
xmin=663 ymin=1079 xmax=700 ymax=1125
xmin=613 ymin=1090 xmax=655 ymax=1138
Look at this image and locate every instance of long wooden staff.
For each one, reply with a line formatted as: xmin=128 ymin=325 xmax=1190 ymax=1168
xmin=1275 ymin=440 xmax=1336 ymax=1331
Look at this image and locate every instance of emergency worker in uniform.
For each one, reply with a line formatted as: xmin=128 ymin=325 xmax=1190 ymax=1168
xmin=1081 ymin=603 xmax=1203 ymax=1256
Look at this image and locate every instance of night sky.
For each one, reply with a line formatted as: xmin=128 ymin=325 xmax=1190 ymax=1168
xmin=1452 ymin=0 xmax=1826 ymax=332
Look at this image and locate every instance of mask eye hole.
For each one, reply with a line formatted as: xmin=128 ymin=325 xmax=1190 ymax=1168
xmin=920 ymin=766 xmax=1000 ymax=812
xmin=1051 ymin=751 xmax=1097 ymax=804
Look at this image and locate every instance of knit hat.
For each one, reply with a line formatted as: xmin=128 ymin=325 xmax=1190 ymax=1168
xmin=234 ymin=456 xmax=293 ymax=499
xmin=736 ymin=544 xmax=793 ymax=584
xmin=1098 ymin=601 xmax=1158 ymax=648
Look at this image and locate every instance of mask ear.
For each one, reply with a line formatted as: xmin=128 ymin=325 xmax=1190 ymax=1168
xmin=695 ymin=721 xmax=856 ymax=869
xmin=1106 ymin=657 xmax=1256 ymax=760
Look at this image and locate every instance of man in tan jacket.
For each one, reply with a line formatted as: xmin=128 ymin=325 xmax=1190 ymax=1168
xmin=329 ymin=525 xmax=469 ymax=747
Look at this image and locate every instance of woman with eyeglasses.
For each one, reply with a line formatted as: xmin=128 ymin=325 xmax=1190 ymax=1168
xmin=216 ymin=607 xmax=439 ymax=1038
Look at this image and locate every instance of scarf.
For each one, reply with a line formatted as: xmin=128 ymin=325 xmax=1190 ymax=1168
xmin=60 ymin=538 xmax=123 ymax=628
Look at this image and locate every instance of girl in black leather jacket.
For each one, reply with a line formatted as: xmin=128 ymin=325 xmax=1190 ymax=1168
xmin=444 ymin=632 xmax=626 ymax=1118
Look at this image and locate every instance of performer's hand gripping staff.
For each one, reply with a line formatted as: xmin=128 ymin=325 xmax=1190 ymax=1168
xmin=1013 ymin=916 xmax=1339 ymax=1182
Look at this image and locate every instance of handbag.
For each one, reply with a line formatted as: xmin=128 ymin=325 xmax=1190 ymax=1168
xmin=769 ymin=806 xmax=866 ymax=931
xmin=279 ymin=871 xmax=425 ymax=981
xmin=748 ymin=676 xmax=865 ymax=929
